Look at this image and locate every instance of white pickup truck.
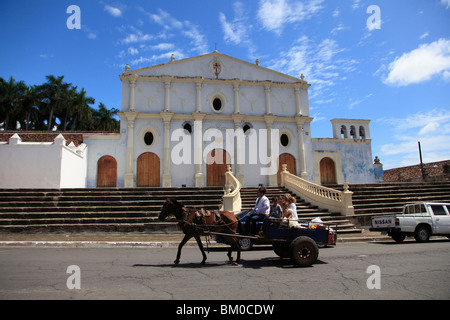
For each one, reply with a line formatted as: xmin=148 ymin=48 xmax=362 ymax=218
xmin=370 ymin=203 xmax=450 ymax=243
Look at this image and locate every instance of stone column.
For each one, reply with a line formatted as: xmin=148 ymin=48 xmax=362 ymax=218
xmin=129 ymin=79 xmax=136 ymax=111
xmin=195 ymin=79 xmax=203 ymax=113
xmin=161 ymin=112 xmax=174 ymax=187
xmin=296 ymin=116 xmax=309 ymax=180
xmin=124 ymin=111 xmax=137 ymax=187
xmin=294 ymin=87 xmax=302 ymax=116
xmin=264 ymin=114 xmax=277 ymax=186
xmin=164 ymin=78 xmax=171 ymax=112
xmin=193 ymin=112 xmax=206 ymax=187
xmin=232 ymin=113 xmax=245 ymax=184
xmin=233 ymin=82 xmax=240 ymax=114
xmin=264 ymin=83 xmax=271 ymax=115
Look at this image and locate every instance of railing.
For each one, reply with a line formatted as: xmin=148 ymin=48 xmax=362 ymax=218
xmin=280 ymin=164 xmax=354 ymax=216
xmin=221 ymin=165 xmax=242 ymax=213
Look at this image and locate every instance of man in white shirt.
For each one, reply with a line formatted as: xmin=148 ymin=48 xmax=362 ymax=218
xmin=245 ymin=187 xmax=270 ymax=234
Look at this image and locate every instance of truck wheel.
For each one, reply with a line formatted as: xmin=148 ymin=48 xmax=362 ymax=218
xmin=272 ymin=242 xmax=290 ymax=259
xmin=392 ymin=232 xmax=406 ymax=243
xmin=238 ymin=238 xmax=253 ymax=251
xmin=414 ymin=225 xmax=430 ymax=243
xmin=290 ymin=236 xmax=318 ymax=267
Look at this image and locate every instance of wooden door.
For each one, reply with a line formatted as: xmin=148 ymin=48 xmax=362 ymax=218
xmin=97 ymin=156 xmax=117 ymax=187
xmin=137 ymin=152 xmax=160 ymax=187
xmin=206 ymin=149 xmax=231 ymax=186
xmin=277 ymin=153 xmax=297 ymax=185
xmin=320 ymin=157 xmax=337 ymax=185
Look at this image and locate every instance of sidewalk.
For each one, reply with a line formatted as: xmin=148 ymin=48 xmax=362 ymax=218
xmin=0 ymin=229 xmax=392 ymax=248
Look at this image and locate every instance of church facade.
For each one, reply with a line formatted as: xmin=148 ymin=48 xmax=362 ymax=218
xmin=83 ymin=51 xmax=380 ymax=189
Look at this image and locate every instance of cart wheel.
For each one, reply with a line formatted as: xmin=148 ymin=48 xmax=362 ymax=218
xmin=290 ymin=236 xmax=318 ymax=267
xmin=272 ymin=242 xmax=290 ymax=259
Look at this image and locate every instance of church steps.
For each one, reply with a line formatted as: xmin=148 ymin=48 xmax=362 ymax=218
xmin=326 ymin=182 xmax=450 ymax=227
xmin=0 ymin=187 xmax=223 ymax=233
xmin=0 ymin=223 xmax=178 ymax=233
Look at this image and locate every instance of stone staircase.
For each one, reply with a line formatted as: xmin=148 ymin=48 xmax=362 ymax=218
xmin=240 ymin=187 xmax=362 ymax=234
xmin=327 ymin=182 xmax=450 ymax=226
xmin=0 ymin=187 xmax=223 ymax=233
xmin=0 ymin=186 xmax=362 ymax=234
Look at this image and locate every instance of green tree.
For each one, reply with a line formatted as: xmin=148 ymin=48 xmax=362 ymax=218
xmin=92 ymin=103 xmax=120 ymax=131
xmin=40 ymin=75 xmax=71 ymax=131
xmin=0 ymin=76 xmax=27 ymax=130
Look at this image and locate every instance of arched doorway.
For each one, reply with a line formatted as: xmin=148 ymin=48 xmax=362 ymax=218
xmin=320 ymin=157 xmax=337 ymax=185
xmin=206 ymin=149 xmax=231 ymax=186
xmin=137 ymin=152 xmax=160 ymax=187
xmin=277 ymin=153 xmax=297 ymax=185
xmin=97 ymin=156 xmax=117 ymax=187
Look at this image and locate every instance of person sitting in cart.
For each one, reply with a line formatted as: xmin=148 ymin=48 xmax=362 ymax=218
xmin=269 ymin=196 xmax=283 ymax=219
xmin=281 ymin=194 xmax=302 ymax=228
xmin=245 ymin=187 xmax=270 ymax=235
xmin=262 ymin=196 xmax=283 ymax=234
xmin=283 ymin=193 xmax=298 ymax=220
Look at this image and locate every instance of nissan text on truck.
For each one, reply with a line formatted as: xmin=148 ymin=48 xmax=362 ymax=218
xmin=370 ymin=203 xmax=450 ymax=243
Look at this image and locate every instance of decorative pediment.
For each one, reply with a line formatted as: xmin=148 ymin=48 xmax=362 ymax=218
xmin=121 ymin=51 xmax=305 ymax=84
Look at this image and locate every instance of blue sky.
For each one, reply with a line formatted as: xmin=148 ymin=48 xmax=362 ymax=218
xmin=1 ymin=0 xmax=450 ymax=170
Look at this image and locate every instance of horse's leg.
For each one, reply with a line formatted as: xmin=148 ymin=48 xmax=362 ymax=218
xmin=235 ymin=238 xmax=241 ymax=263
xmin=227 ymin=237 xmax=241 ymax=265
xmin=194 ymin=235 xmax=207 ymax=265
xmin=227 ymin=248 xmax=233 ymax=263
xmin=174 ymin=234 xmax=191 ymax=265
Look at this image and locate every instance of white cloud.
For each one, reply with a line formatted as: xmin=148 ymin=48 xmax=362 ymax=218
xmin=219 ymin=2 xmax=257 ymax=58
xmin=377 ymin=109 xmax=450 ymax=167
xmin=419 ymin=122 xmax=440 ymax=135
xmin=130 ymin=51 xmax=187 ymax=66
xmin=150 ymin=43 xmax=175 ymax=51
xmin=419 ymin=32 xmax=429 ymax=40
xmin=39 ymin=53 xmax=54 ymax=59
xmin=269 ymin=36 xmax=357 ymax=98
xmin=119 ymin=26 xmax=154 ymax=44
xmin=382 ymin=38 xmax=450 ymax=86
xmin=257 ymin=0 xmax=324 ymax=35
xmin=104 ymin=5 xmax=122 ymax=17
xmin=441 ymin=0 xmax=450 ymax=9
xmin=352 ymin=0 xmax=362 ymax=10
xmin=143 ymin=8 xmax=209 ymax=55
xmin=128 ymin=47 xmax=139 ymax=55
xmin=219 ymin=2 xmax=249 ymax=45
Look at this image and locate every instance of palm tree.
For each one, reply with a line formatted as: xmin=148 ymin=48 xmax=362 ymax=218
xmin=19 ymin=85 xmax=40 ymax=130
xmin=69 ymin=88 xmax=95 ymax=131
xmin=92 ymin=103 xmax=120 ymax=131
xmin=40 ymin=75 xmax=71 ymax=130
xmin=0 ymin=76 xmax=27 ymax=130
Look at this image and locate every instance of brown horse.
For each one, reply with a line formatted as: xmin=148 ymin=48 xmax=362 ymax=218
xmin=158 ymin=198 xmax=241 ymax=265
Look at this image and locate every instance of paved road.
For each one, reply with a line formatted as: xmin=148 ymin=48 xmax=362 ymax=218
xmin=0 ymin=240 xmax=449 ymax=300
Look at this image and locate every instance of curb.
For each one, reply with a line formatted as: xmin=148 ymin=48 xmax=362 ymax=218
xmin=0 ymin=236 xmax=392 ymax=248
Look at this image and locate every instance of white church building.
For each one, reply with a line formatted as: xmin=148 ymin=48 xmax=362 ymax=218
xmin=0 ymin=51 xmax=381 ymax=189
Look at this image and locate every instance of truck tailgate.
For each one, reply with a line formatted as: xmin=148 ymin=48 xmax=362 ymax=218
xmin=371 ymin=215 xmax=396 ymax=229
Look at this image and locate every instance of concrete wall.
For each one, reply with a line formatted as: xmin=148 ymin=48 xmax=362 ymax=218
xmin=312 ymin=138 xmax=377 ymax=184
xmin=0 ymin=134 xmax=87 ymax=189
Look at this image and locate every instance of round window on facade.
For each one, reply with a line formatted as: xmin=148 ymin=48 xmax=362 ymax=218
xmin=280 ymin=133 xmax=290 ymax=148
xmin=210 ymin=95 xmax=225 ymax=113
xmin=213 ymin=98 xmax=222 ymax=111
xmin=144 ymin=132 xmax=154 ymax=146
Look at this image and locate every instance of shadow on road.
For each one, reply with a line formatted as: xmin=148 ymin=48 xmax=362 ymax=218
xmin=132 ymin=257 xmax=327 ymax=269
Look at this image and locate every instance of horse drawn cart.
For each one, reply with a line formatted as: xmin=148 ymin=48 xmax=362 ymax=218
xmin=159 ymin=198 xmax=334 ymax=267
xmin=210 ymin=215 xmax=334 ymax=267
